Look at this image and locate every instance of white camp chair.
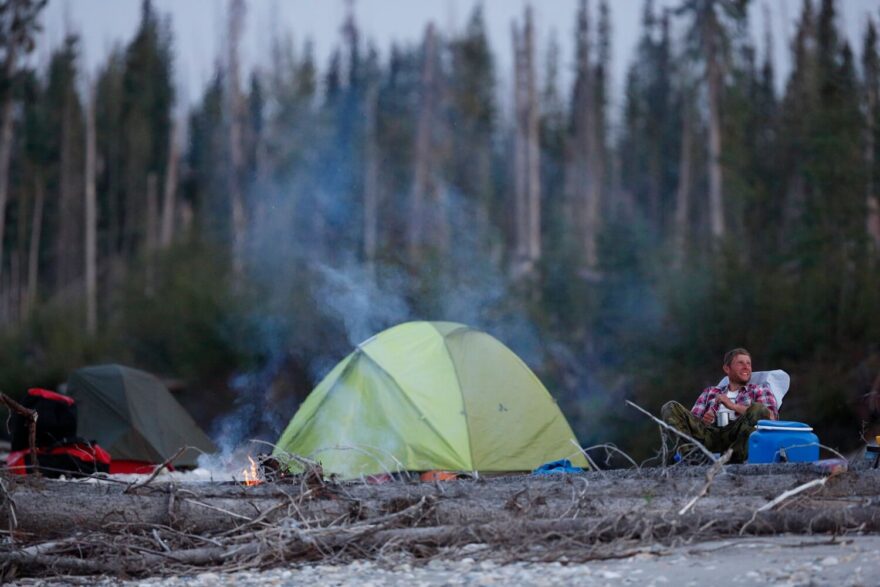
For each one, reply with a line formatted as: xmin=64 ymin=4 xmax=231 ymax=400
xmin=717 ymin=369 xmax=790 ymax=411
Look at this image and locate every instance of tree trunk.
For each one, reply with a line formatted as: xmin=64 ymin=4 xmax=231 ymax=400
xmin=567 ymin=0 xmax=599 ymax=271
xmin=706 ymin=10 xmax=725 ymax=240
xmin=512 ymin=7 xmax=542 ymax=278
xmin=524 ymin=7 xmax=542 ymax=271
xmin=512 ymin=22 xmax=527 ymax=274
xmin=160 ymin=120 xmax=179 ymax=249
xmin=407 ymin=23 xmax=439 ymax=266
xmin=57 ymin=71 xmax=78 ymax=295
xmin=866 ymin=69 xmax=880 ymax=251
xmin=84 ymin=84 xmax=98 ymax=336
xmin=363 ymin=78 xmax=379 ymax=267
xmin=0 ymin=41 xmax=17 ymax=288
xmin=227 ymin=0 xmax=247 ymax=276
xmin=674 ymin=101 xmax=694 ymax=267
xmin=1 ymin=467 xmax=877 ymax=539
xmin=145 ymin=172 xmax=158 ymax=293
xmin=26 ymin=178 xmax=43 ymax=315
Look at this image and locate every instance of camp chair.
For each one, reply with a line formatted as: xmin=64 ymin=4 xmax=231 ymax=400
xmin=717 ymin=369 xmax=790 ymax=411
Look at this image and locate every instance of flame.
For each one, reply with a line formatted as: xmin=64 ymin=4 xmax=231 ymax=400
xmin=242 ymin=456 xmax=262 ymax=486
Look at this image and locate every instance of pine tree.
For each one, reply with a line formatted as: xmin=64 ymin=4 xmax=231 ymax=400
xmin=511 ymin=5 xmax=541 ymax=277
xmin=863 ymin=19 xmax=880 ymax=251
xmin=43 ymin=35 xmax=85 ymax=294
xmin=540 ymin=32 xmax=567 ymax=261
xmin=407 ymin=22 xmax=445 ymax=265
xmin=448 ymin=5 xmax=497 ymax=246
xmin=567 ymin=0 xmax=600 ymax=270
xmin=121 ymin=0 xmax=174 ymax=260
xmin=0 ymin=0 xmax=46 ymax=291
xmin=675 ymin=0 xmax=750 ymax=241
xmin=95 ymin=49 xmax=126 ymax=266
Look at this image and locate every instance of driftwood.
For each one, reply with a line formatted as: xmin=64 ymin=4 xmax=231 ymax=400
xmin=0 ymin=392 xmax=39 ymax=475
xmin=1 ymin=463 xmax=879 ymax=580
xmin=2 ymin=466 xmax=879 ymax=535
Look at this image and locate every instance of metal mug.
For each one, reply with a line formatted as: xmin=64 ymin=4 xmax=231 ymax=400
xmin=716 ymin=411 xmax=730 ymax=427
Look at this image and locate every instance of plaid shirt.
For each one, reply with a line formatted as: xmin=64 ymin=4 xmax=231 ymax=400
xmin=690 ymin=382 xmax=779 ymax=420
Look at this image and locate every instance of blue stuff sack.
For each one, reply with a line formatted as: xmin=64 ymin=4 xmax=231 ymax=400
xmin=532 ymin=458 xmax=584 ymax=475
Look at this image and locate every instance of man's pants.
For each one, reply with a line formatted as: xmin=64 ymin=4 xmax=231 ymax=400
xmin=660 ymin=401 xmax=772 ymax=463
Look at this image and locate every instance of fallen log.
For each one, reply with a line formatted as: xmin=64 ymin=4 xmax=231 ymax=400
xmin=1 ymin=464 xmax=879 ymax=580
xmin=2 ymin=467 xmax=880 ymax=537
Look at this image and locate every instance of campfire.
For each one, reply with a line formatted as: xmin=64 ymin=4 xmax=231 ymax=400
xmin=242 ymin=455 xmax=262 ymax=486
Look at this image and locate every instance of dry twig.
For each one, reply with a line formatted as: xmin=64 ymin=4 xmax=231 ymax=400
xmin=678 ymin=448 xmax=732 ymax=515
xmin=625 ymin=400 xmax=717 ymax=462
xmin=124 ymin=446 xmax=188 ymax=494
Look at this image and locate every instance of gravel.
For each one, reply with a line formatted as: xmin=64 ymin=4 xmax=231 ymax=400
xmin=15 ymin=534 xmax=880 ymax=587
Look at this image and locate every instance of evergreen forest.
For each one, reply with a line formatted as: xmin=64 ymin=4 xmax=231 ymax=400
xmin=1 ymin=0 xmax=879 ymax=460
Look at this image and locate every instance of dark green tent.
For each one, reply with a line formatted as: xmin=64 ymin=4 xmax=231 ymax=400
xmin=67 ymin=364 xmax=216 ymax=467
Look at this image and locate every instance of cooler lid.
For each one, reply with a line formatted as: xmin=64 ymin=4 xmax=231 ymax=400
xmin=755 ymin=419 xmax=813 ymax=432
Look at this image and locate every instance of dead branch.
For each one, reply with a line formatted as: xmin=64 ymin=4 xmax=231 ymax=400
xmin=124 ymin=446 xmax=188 ymax=494
xmin=625 ymin=400 xmax=717 ymax=462
xmin=678 ymin=448 xmax=732 ymax=515
xmin=0 ymin=391 xmax=39 ymax=476
xmin=756 ymin=477 xmax=829 ymax=513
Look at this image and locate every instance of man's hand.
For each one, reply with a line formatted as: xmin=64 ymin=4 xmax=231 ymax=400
xmin=701 ymin=409 xmax=715 ymax=424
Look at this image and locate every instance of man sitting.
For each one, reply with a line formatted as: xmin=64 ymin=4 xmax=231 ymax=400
xmin=662 ymin=348 xmax=778 ymax=463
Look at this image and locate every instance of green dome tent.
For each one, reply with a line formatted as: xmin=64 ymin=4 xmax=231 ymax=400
xmin=274 ymin=321 xmax=587 ymax=478
xmin=67 ymin=364 xmax=217 ymax=468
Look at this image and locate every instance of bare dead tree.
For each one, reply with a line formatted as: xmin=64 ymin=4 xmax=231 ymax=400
xmin=674 ymin=94 xmax=694 ymax=268
xmin=362 ymin=59 xmax=379 ymax=269
xmin=511 ymin=5 xmax=542 ymax=279
xmin=84 ymin=79 xmax=97 ymax=335
xmin=407 ymin=22 xmax=443 ymax=266
xmin=25 ymin=177 xmax=43 ymax=315
xmin=567 ymin=0 xmax=601 ymax=271
xmin=864 ymin=21 xmax=880 ymax=251
xmin=0 ymin=391 xmax=39 ymax=476
xmin=0 ymin=0 xmax=47 ymax=288
xmin=227 ymin=0 xmax=247 ymax=276
xmin=160 ymin=119 xmax=179 ymax=249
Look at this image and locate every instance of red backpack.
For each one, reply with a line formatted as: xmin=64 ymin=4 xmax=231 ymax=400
xmin=6 ymin=388 xmax=110 ymax=478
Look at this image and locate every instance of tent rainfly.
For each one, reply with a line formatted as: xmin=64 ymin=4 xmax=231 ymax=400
xmin=67 ymin=364 xmax=216 ymax=468
xmin=273 ymin=321 xmax=588 ymax=478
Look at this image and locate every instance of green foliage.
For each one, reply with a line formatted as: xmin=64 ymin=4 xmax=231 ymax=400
xmin=115 ymin=243 xmax=254 ymax=381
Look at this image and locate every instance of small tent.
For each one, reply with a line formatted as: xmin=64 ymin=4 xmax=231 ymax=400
xmin=274 ymin=321 xmax=587 ymax=478
xmin=67 ymin=364 xmax=216 ymax=468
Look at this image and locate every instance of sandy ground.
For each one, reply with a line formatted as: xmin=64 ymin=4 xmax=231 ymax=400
xmin=12 ymin=534 xmax=879 ymax=586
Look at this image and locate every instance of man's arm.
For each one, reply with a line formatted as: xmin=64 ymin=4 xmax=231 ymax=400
xmin=716 ymin=394 xmax=748 ymax=416
xmin=691 ymin=388 xmax=716 ymax=423
xmin=752 ymin=383 xmax=779 ymax=419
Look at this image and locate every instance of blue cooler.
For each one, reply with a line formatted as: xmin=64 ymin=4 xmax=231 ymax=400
xmin=747 ymin=420 xmax=819 ymax=464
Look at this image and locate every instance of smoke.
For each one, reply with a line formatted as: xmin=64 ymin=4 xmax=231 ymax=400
xmin=209 ymin=315 xmax=289 ymax=457
xmin=312 ymin=257 xmax=412 ymax=349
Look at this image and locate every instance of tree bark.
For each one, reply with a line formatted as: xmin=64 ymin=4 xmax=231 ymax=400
xmin=25 ymin=179 xmax=43 ymax=315
xmin=865 ymin=59 xmax=880 ymax=251
xmin=84 ymin=84 xmax=98 ymax=336
xmin=160 ymin=120 xmax=179 ymax=249
xmin=363 ymin=77 xmax=379 ymax=267
xmin=511 ymin=6 xmax=542 ymax=277
xmin=227 ymin=0 xmax=248 ymax=276
xmin=705 ymin=6 xmax=725 ymax=240
xmin=567 ymin=0 xmax=599 ymax=271
xmin=0 ymin=39 xmax=17 ymax=288
xmin=407 ymin=22 xmax=441 ymax=266
xmin=674 ymin=100 xmax=693 ymax=267
xmin=3 ymin=467 xmax=877 ymax=538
